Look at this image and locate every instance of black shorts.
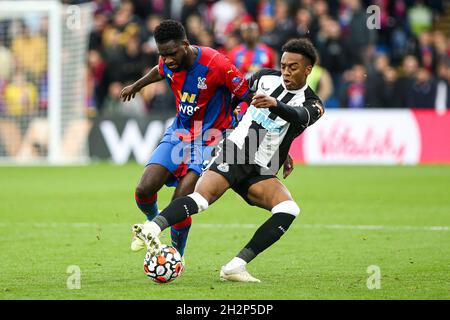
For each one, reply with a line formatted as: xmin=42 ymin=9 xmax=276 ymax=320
xmin=206 ymin=140 xmax=277 ymax=205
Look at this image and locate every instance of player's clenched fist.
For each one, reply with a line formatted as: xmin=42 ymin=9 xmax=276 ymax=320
xmin=251 ymin=93 xmax=277 ymax=109
xmin=120 ymin=84 xmax=140 ymax=102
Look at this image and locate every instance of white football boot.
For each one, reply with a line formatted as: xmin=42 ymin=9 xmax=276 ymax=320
xmin=130 ymin=234 xmax=146 ymax=252
xmin=130 ymin=212 xmax=163 ymax=252
xmin=131 ymin=232 xmax=168 ymax=251
xmin=132 ymin=222 xmax=162 ymax=256
xmin=219 ymin=264 xmax=261 ymax=283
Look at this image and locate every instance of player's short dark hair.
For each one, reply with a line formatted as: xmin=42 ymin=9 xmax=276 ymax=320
xmin=154 ymin=19 xmax=187 ymax=44
xmin=282 ymin=38 xmax=318 ymax=66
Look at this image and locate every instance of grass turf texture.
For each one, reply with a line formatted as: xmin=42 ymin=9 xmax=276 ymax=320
xmin=0 ymin=164 xmax=449 ymax=300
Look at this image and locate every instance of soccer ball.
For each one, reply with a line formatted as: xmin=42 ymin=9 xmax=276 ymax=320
xmin=143 ymin=245 xmax=184 ymax=283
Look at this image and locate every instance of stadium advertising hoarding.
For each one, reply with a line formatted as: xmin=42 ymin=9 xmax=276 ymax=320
xmin=88 ymin=110 xmax=450 ymax=165
xmin=88 ymin=114 xmax=174 ymax=164
xmin=293 ymin=109 xmax=450 ymax=164
xmin=298 ymin=110 xmax=421 ymax=165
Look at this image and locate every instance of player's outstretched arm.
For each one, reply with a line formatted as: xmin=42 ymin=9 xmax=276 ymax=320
xmin=251 ymin=93 xmax=324 ymax=128
xmin=120 ymin=65 xmax=164 ymax=102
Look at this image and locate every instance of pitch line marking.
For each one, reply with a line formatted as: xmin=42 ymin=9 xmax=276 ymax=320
xmin=0 ymin=222 xmax=448 ymax=232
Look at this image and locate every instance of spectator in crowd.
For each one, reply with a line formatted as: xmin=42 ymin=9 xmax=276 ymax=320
xmin=143 ymin=0 xmax=170 ymax=18
xmin=298 ymin=0 xmax=314 ymax=13
xmin=242 ymin=0 xmax=260 ymax=21
xmin=432 ymin=30 xmax=450 ymax=65
xmin=102 ymin=81 xmax=146 ymax=116
xmin=343 ymin=0 xmax=377 ymax=65
xmin=340 ymin=64 xmax=368 ymax=109
xmin=140 ymin=14 xmax=162 ymax=67
xmin=87 ymin=50 xmax=105 ymax=113
xmin=306 ymin=57 xmax=334 ymax=104
xmin=110 ymin=2 xmax=141 ymax=45
xmin=408 ymin=0 xmax=433 ymax=36
xmin=185 ymin=14 xmax=204 ymax=45
xmin=416 ymin=31 xmax=437 ymax=73
xmin=370 ymin=0 xmax=392 ymax=47
xmin=140 ymin=79 xmax=176 ymax=113
xmin=427 ymin=0 xmax=445 ymax=16
xmin=307 ymin=0 xmax=330 ymax=40
xmin=228 ymin=22 xmax=276 ymax=77
xmin=0 ymin=79 xmax=6 ymax=114
xmin=223 ymin=1 xmax=255 ymax=42
xmin=131 ymin=0 xmax=156 ymax=22
xmin=406 ymin=67 xmax=437 ymax=109
xmin=257 ymin=0 xmax=296 ymax=55
xmin=11 ymin=21 xmax=46 ymax=81
xmin=272 ymin=0 xmax=297 ymax=53
xmin=119 ymin=35 xmax=146 ymax=84
xmin=198 ymin=29 xmax=217 ymax=48
xmin=92 ymin=0 xmax=114 ymax=16
xmin=210 ymin=0 xmax=242 ymax=45
xmin=397 ymin=54 xmax=420 ymax=108
xmin=258 ymin=10 xmax=279 ymax=53
xmin=365 ymin=52 xmax=390 ymax=107
xmin=99 ymin=26 xmax=124 ymax=111
xmin=379 ymin=66 xmax=402 ymax=108
xmin=88 ymin=12 xmax=109 ymax=53
xmin=0 ymin=39 xmax=12 ymax=86
xmin=4 ymin=72 xmax=38 ymax=116
xmin=434 ymin=57 xmax=449 ymax=113
xmin=180 ymin=0 xmax=202 ymax=27
xmin=294 ymin=7 xmax=312 ymax=38
xmin=317 ymin=18 xmax=351 ymax=105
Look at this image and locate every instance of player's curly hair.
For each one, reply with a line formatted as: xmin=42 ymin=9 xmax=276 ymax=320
xmin=282 ymin=38 xmax=318 ymax=66
xmin=154 ymin=20 xmax=187 ymax=44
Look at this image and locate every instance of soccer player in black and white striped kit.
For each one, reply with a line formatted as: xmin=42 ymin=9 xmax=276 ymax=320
xmin=133 ymin=38 xmax=324 ymax=282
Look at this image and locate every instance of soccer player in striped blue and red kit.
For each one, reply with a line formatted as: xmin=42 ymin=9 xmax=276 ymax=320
xmin=120 ymin=20 xmax=250 ymax=259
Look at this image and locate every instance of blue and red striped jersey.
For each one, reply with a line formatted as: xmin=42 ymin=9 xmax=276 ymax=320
xmin=158 ymin=46 xmax=249 ymax=145
xmin=228 ymin=43 xmax=276 ymax=77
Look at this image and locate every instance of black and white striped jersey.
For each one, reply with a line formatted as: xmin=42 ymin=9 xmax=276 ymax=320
xmin=226 ymin=68 xmax=324 ymax=173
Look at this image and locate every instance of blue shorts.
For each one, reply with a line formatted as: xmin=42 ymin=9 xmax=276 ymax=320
xmin=147 ymin=140 xmax=215 ymax=187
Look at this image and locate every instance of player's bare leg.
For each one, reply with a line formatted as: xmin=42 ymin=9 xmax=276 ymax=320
xmin=134 ymin=164 xmax=171 ymax=201
xmin=172 ymin=170 xmax=199 ymax=200
xmin=193 ymin=170 xmax=230 ymax=204
xmin=135 ymin=164 xmax=172 ymax=218
xmin=246 ymin=177 xmax=294 ymax=210
xmin=220 ymin=178 xmax=300 ymax=283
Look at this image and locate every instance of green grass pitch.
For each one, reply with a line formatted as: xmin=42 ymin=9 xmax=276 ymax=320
xmin=0 ymin=164 xmax=449 ymax=299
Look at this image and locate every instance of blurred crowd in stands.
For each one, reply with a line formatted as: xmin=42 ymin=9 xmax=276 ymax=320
xmin=0 ymin=0 xmax=449 ymax=118
xmin=0 ymin=17 xmax=48 ymax=117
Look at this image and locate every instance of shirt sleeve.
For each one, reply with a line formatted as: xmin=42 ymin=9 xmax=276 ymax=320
xmin=158 ymin=57 xmax=165 ymax=77
xmin=269 ymin=88 xmax=324 ymax=128
xmin=217 ymin=54 xmax=249 ymax=99
xmin=247 ymin=68 xmax=280 ymax=92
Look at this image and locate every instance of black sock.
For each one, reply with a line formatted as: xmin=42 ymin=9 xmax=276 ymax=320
xmin=153 ymin=196 xmax=199 ymax=231
xmin=237 ymin=213 xmax=296 ymax=263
